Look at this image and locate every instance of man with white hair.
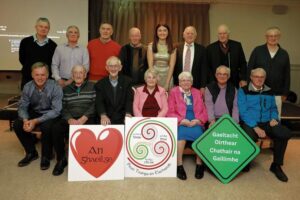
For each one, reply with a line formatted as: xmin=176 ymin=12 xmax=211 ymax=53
xmin=248 ymin=26 xmax=290 ymax=117
xmin=95 ymin=56 xmax=133 ymax=125
xmin=51 ymin=65 xmax=96 ymax=176
xmin=238 ymin=68 xmax=291 ymax=182
xmin=174 ymin=26 xmax=207 ymax=91
xmin=51 ymin=25 xmax=89 ymax=87
xmin=119 ymin=27 xmax=148 ymax=86
xmin=206 ymin=24 xmax=247 ymax=88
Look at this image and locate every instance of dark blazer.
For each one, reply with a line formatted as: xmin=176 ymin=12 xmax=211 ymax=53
xmin=206 ymin=39 xmax=247 ymax=88
xmin=95 ymin=75 xmax=133 ymax=124
xmin=173 ymin=43 xmax=207 ymax=89
xmin=119 ymin=43 xmax=148 ymax=85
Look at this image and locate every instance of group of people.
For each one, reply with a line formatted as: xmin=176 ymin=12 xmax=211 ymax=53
xmin=14 ymin=17 xmax=291 ymax=182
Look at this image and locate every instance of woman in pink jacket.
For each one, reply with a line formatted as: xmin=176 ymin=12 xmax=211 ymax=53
xmin=133 ymin=68 xmax=168 ymax=117
xmin=167 ymin=71 xmax=208 ymax=180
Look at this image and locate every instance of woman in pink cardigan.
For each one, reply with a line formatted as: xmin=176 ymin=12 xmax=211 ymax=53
xmin=167 ymin=71 xmax=208 ymax=180
xmin=133 ymin=68 xmax=168 ymax=117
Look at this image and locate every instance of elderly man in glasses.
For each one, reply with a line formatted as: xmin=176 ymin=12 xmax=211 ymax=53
xmin=238 ymin=68 xmax=291 ymax=182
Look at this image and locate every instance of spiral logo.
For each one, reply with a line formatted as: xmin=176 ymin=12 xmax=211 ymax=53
xmin=152 ymin=141 xmax=169 ymax=157
xmin=126 ymin=118 xmax=176 ymax=170
xmin=141 ymin=124 xmax=157 ymax=140
xmin=132 ymin=142 xmax=149 ymax=160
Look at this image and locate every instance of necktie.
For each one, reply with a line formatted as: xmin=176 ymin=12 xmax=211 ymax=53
xmin=184 ymin=44 xmax=191 ymax=72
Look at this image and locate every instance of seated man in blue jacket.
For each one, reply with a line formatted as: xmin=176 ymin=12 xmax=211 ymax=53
xmin=238 ymin=68 xmax=291 ymax=182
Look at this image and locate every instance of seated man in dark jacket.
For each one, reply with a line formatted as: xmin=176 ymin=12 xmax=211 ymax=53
xmin=95 ymin=56 xmax=133 ymax=125
xmin=238 ymin=68 xmax=292 ymax=182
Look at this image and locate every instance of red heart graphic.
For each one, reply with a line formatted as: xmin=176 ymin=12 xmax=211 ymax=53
xmin=70 ymin=128 xmax=123 ymax=178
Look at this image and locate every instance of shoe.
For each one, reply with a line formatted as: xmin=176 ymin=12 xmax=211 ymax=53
xmin=242 ymin=164 xmax=251 ymax=172
xmin=195 ymin=164 xmax=204 ymax=179
xmin=269 ymin=163 xmax=288 ymax=182
xmin=40 ymin=157 xmax=50 ymax=170
xmin=52 ymin=157 xmax=68 ymax=176
xmin=18 ymin=151 xmax=38 ymax=167
xmin=177 ymin=165 xmax=187 ymax=180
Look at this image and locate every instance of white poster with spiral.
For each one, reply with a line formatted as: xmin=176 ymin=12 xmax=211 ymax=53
xmin=125 ymin=117 xmax=177 ymax=177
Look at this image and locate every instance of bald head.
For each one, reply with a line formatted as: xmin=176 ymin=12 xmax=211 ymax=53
xmin=129 ymin=27 xmax=142 ymax=46
xmin=217 ymin=24 xmax=230 ymax=44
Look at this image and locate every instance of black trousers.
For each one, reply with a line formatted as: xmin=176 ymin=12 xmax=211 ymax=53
xmin=52 ymin=117 xmax=96 ymax=161
xmin=14 ymin=117 xmax=59 ymax=159
xmin=242 ymin=122 xmax=292 ymax=165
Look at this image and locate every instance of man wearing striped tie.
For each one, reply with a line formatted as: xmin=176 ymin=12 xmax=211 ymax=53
xmin=173 ymin=26 xmax=208 ymax=93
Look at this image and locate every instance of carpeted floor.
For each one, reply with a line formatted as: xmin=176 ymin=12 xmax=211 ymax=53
xmin=0 ymin=94 xmax=299 ymax=200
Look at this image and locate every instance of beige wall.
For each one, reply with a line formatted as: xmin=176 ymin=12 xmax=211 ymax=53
xmin=209 ymin=3 xmax=300 ymax=63
xmin=210 ymin=2 xmax=300 ymax=102
xmin=0 ymin=0 xmax=88 ymax=71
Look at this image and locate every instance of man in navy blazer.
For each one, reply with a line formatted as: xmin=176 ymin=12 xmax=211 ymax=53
xmin=206 ymin=24 xmax=247 ymax=88
xmin=173 ymin=26 xmax=207 ymax=92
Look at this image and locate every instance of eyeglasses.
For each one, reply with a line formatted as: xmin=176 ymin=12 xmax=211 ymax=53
xmin=216 ymin=73 xmax=228 ymax=77
xmin=179 ymin=79 xmax=192 ymax=82
xmin=252 ymin=75 xmax=265 ymax=79
xmin=266 ymin=34 xmax=279 ymax=38
xmin=107 ymin=65 xmax=120 ymax=69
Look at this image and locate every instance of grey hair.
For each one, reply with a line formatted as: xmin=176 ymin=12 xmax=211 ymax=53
xmin=217 ymin=24 xmax=230 ymax=34
xmin=251 ymin=68 xmax=266 ymax=77
xmin=36 ymin=17 xmax=50 ymax=27
xmin=71 ymin=65 xmax=87 ymax=74
xmin=144 ymin=68 xmax=159 ymax=80
xmin=129 ymin=27 xmax=141 ymax=36
xmin=265 ymin=26 xmax=281 ymax=36
xmin=184 ymin=26 xmax=197 ymax=36
xmin=178 ymin=71 xmax=193 ymax=83
xmin=216 ymin=65 xmax=231 ymax=78
xmin=106 ymin=56 xmax=122 ymax=66
xmin=66 ymin=25 xmax=80 ymax=36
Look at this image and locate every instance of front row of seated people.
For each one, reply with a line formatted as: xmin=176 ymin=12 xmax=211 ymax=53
xmin=14 ymin=57 xmax=291 ymax=182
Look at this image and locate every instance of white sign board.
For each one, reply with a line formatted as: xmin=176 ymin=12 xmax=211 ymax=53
xmin=68 ymin=125 xmax=124 ymax=181
xmin=125 ymin=117 xmax=177 ymax=177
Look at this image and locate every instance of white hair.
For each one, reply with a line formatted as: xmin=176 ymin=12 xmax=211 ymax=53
xmin=251 ymin=68 xmax=266 ymax=77
xmin=178 ymin=71 xmax=193 ymax=83
xmin=106 ymin=56 xmax=122 ymax=66
xmin=216 ymin=65 xmax=231 ymax=78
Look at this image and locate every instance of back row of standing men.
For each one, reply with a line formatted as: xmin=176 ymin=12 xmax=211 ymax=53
xmin=19 ymin=17 xmax=290 ymax=116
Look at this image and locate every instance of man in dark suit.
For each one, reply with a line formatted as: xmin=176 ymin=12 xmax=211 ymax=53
xmin=206 ymin=24 xmax=247 ymax=88
xmin=174 ymin=26 xmax=207 ymax=92
xmin=95 ymin=56 xmax=133 ymax=125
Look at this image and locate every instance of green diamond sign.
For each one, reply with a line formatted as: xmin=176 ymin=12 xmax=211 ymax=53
xmin=192 ymin=114 xmax=260 ymax=184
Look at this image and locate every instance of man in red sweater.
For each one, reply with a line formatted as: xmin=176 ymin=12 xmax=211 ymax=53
xmin=87 ymin=23 xmax=121 ymax=81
